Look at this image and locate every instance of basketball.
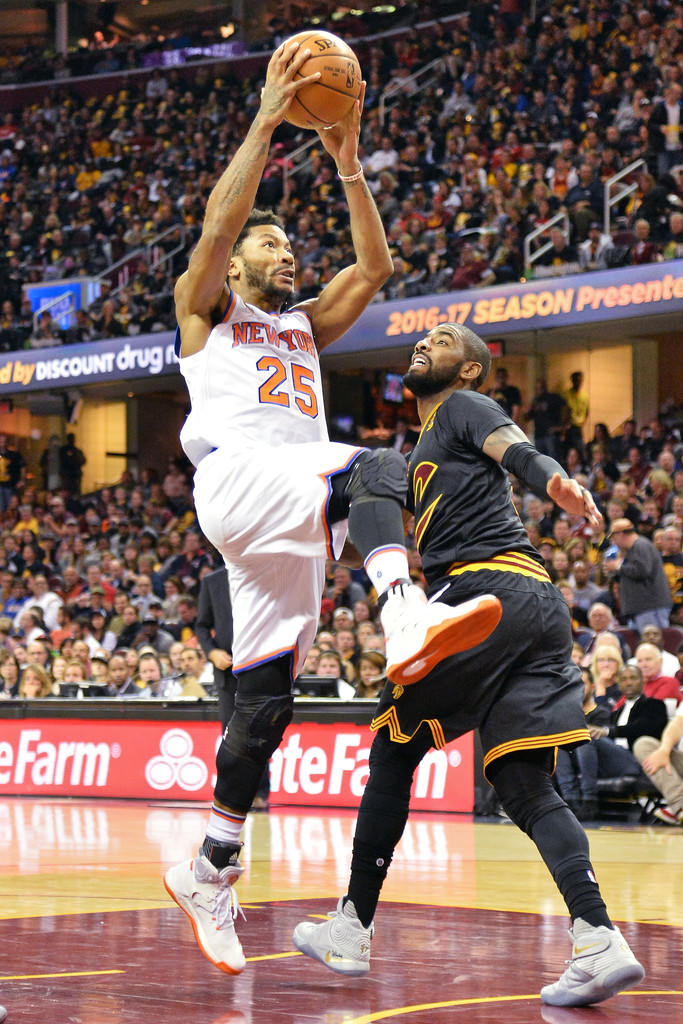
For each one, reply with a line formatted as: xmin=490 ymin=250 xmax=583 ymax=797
xmin=282 ymin=30 xmax=362 ymax=130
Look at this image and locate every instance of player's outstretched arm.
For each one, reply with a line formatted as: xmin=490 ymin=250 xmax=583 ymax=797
xmin=483 ymin=423 xmax=603 ymax=530
xmin=296 ymin=82 xmax=393 ymax=351
xmin=546 ymin=472 xmax=603 ymax=530
xmin=176 ymin=40 xmax=321 ymax=340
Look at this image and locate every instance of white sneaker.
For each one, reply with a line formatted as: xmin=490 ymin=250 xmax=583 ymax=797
xmin=381 ymin=584 xmax=502 ymax=685
xmin=541 ymin=918 xmax=645 ymax=1006
xmin=164 ymin=854 xmax=246 ymax=974
xmin=292 ymin=897 xmax=373 ymax=976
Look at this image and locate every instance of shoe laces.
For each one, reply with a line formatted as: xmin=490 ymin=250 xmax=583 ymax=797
xmin=213 ymin=883 xmax=246 ymax=931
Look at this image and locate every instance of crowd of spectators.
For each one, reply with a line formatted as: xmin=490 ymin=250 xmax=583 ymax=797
xmin=2 ymin=1 xmax=683 ymax=350
xmin=0 ymin=386 xmax=681 ymax=816
xmin=0 ymin=398 xmax=679 ymax=704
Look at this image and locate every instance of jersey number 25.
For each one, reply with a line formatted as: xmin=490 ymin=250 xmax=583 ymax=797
xmin=257 ymin=356 xmax=318 ymax=418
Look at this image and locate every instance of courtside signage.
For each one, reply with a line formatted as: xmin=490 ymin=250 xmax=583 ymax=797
xmin=0 ymin=719 xmax=473 ymax=811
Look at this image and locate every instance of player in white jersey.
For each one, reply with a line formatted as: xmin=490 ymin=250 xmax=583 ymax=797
xmin=164 ymin=37 xmax=502 ymax=975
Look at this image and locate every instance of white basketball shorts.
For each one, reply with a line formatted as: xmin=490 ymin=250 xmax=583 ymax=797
xmin=192 ymin=441 xmax=363 ymax=677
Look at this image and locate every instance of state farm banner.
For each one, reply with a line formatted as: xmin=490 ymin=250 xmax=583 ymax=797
xmin=0 ymin=718 xmax=473 ymax=811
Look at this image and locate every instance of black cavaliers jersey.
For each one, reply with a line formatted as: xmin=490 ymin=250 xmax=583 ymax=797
xmin=407 ymin=389 xmax=542 ymax=582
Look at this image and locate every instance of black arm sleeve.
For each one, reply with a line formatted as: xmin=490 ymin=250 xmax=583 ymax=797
xmin=501 ymin=441 xmax=568 ymax=498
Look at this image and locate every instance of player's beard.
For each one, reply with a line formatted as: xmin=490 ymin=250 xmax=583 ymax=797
xmin=244 ymin=263 xmax=292 ymax=306
xmin=403 ymin=358 xmax=466 ymax=397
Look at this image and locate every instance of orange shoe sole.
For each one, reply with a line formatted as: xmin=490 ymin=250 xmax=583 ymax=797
xmin=163 ymin=874 xmax=245 ymax=975
xmin=386 ymin=594 xmax=502 ymax=686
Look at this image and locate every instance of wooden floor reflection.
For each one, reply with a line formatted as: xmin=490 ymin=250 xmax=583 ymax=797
xmin=0 ymin=798 xmax=681 ymax=1023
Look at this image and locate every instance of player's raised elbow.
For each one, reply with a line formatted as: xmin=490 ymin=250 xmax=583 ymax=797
xmin=361 ymin=254 xmax=394 ymax=289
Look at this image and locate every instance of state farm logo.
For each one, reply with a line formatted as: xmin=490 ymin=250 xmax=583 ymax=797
xmin=145 ymin=728 xmax=208 ymax=792
xmin=0 ymin=728 xmax=111 ymax=787
xmin=269 ymin=729 xmax=459 ymax=803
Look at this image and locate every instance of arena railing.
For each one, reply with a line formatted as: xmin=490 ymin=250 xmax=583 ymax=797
xmin=31 ymin=223 xmax=188 ymax=333
xmin=523 ymin=210 xmax=572 ymax=277
xmin=377 ymin=57 xmax=446 ymax=126
xmin=603 ymin=158 xmax=645 ymax=234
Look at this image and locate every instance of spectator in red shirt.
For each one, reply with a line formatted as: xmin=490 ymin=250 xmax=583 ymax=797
xmin=629 ymin=219 xmax=659 ymax=264
xmin=635 ymin=641 xmax=682 ymax=713
xmin=449 ymin=242 xmax=491 ymax=290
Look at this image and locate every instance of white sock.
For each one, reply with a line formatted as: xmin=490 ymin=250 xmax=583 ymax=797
xmin=205 ymin=803 xmax=246 ymax=846
xmin=364 ymin=544 xmax=410 ymax=596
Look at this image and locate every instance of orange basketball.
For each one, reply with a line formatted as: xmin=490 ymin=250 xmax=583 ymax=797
xmin=282 ymin=30 xmax=362 ymax=130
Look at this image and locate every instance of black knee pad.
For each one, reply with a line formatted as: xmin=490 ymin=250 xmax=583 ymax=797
xmin=330 ymin=449 xmax=409 ymax=520
xmin=345 ymin=448 xmax=409 ymax=506
xmin=213 ymin=657 xmax=294 ymax=811
xmin=247 ymin=693 xmax=294 ymax=758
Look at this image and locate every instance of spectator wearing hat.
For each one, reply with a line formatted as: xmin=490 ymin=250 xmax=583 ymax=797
xmin=332 ymin=606 xmax=355 ymax=633
xmin=578 ymin=222 xmax=615 ymax=270
xmin=81 ymin=562 xmax=116 ymax=609
xmin=135 ymin=608 xmax=175 ymax=655
xmin=88 ymin=607 xmax=118 ymax=653
xmin=89 ymin=652 xmax=111 ymax=690
xmin=604 ymin=518 xmax=674 ymax=632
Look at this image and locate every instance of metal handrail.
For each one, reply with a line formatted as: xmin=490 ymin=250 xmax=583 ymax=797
xmin=32 ymin=291 xmax=77 ymax=334
xmin=603 ymin=158 xmax=645 ymax=232
xmin=523 ymin=211 xmax=571 ymax=272
xmin=378 ymin=57 xmax=445 ymax=125
xmin=92 ymin=224 xmax=187 ymax=300
xmin=282 ymin=136 xmax=321 ymax=193
xmin=30 ymin=224 xmax=188 ymax=334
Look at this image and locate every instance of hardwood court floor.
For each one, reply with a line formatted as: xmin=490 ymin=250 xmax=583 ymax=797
xmin=0 ymin=798 xmax=681 ymax=1023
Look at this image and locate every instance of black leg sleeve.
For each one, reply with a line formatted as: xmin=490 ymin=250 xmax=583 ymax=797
xmin=488 ymin=749 xmax=611 ymax=928
xmin=347 ymin=727 xmax=433 ymax=927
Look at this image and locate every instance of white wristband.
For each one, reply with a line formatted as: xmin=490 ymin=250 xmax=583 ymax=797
xmin=337 ymin=167 xmax=364 ymax=182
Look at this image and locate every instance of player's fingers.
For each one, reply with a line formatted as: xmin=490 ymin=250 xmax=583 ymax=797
xmin=267 ymin=41 xmax=288 ymax=70
xmin=287 ymin=43 xmax=313 ymax=73
xmin=290 ymin=70 xmax=321 ymax=91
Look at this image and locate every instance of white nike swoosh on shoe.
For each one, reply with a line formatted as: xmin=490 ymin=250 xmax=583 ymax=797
xmin=428 ymin=583 xmax=451 ymax=603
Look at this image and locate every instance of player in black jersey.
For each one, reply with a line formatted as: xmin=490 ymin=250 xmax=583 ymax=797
xmin=293 ymin=323 xmax=645 ymax=1006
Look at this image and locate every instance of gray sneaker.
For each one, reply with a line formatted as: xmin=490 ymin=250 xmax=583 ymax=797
xmin=541 ymin=918 xmax=645 ymax=1006
xmin=292 ymin=897 xmax=373 ymax=976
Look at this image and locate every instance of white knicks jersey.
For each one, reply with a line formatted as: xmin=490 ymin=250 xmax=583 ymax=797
xmin=177 ymin=290 xmax=328 ymax=466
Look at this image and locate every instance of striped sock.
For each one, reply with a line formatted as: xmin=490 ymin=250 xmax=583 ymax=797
xmin=364 ymin=545 xmax=410 ymax=597
xmin=205 ymin=803 xmax=247 ymax=846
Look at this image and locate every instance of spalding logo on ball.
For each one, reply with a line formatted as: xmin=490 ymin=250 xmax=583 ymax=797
xmin=283 ymin=30 xmax=362 ymax=130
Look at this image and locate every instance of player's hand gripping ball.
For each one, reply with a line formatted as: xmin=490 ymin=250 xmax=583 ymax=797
xmin=283 ymin=30 xmax=362 ymax=129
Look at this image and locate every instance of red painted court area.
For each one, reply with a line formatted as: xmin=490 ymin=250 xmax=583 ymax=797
xmin=0 ymin=798 xmax=681 ymax=1023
